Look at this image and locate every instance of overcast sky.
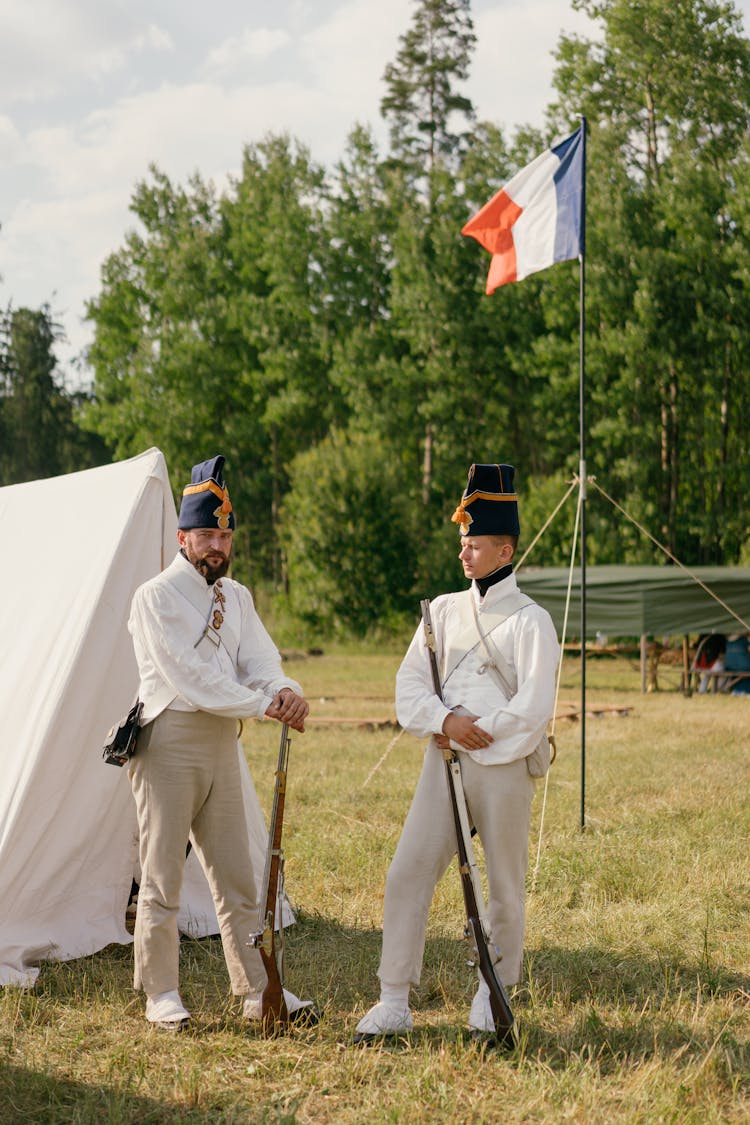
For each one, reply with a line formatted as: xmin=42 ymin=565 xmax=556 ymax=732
xmin=2 ymin=0 xmax=749 ymax=382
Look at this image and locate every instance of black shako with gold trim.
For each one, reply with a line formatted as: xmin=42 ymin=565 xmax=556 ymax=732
xmin=178 ymin=455 xmax=236 ymax=531
xmin=451 ymin=463 xmax=520 ymax=537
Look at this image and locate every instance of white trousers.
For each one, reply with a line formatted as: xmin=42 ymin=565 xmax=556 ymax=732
xmin=378 ymin=743 xmax=534 ymax=989
xmin=129 ymin=708 xmax=267 ymax=997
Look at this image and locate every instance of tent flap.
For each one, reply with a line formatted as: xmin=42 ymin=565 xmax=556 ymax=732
xmin=0 ymin=451 xmax=291 ymax=987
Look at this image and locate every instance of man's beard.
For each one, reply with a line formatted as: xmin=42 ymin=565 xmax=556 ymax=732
xmin=185 ymin=544 xmax=231 ymax=584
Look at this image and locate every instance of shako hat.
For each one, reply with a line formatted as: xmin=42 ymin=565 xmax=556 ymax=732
xmin=451 ymin=463 xmax=520 ymax=537
xmin=178 ymin=455 xmax=236 ymax=531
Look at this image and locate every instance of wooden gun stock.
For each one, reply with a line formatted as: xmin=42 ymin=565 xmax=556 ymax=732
xmin=250 ymin=722 xmax=291 ymax=1027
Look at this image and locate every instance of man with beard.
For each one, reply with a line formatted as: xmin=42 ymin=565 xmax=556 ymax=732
xmin=128 ymin=455 xmax=314 ymax=1030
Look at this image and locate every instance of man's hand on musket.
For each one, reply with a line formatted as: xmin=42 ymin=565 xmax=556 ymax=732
xmin=437 ymin=710 xmax=492 ymax=752
xmin=265 ymin=688 xmax=309 ymax=733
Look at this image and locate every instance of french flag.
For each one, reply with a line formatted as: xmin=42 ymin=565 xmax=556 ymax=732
xmin=462 ymin=126 xmax=584 ymax=294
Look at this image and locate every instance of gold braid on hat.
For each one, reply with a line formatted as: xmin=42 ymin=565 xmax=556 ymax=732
xmin=451 ymin=488 xmax=518 ymax=536
xmin=181 ymin=478 xmax=234 ymax=530
xmin=451 ymin=502 xmax=473 ymax=535
xmin=212 ymin=495 xmax=233 ymax=530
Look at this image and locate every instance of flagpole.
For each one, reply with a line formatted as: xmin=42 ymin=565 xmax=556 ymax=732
xmin=579 ymin=114 xmax=588 ymax=832
xmin=462 ymin=121 xmax=588 ymax=829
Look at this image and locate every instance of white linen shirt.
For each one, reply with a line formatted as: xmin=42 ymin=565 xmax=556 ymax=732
xmin=129 ymin=551 xmax=301 ymax=724
xmin=395 ymin=572 xmax=560 ymax=766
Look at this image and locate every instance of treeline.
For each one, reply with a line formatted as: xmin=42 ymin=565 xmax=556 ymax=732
xmin=0 ymin=305 xmax=109 ymax=485
xmin=7 ymin=0 xmax=750 ymax=634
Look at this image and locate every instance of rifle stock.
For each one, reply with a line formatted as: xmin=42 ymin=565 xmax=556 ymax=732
xmin=420 ymin=598 xmax=517 ymax=1049
xmin=250 ymin=722 xmax=291 ymax=1027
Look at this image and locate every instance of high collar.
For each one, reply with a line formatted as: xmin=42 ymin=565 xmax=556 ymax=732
xmin=172 ymin=548 xmax=212 ymax=590
xmin=475 ymin=561 xmax=514 ymax=597
xmin=472 ymin=567 xmax=518 ymax=606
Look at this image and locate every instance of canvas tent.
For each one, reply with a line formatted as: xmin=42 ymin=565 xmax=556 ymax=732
xmin=516 ymin=565 xmax=750 ymax=637
xmin=0 ymin=449 xmax=288 ymax=988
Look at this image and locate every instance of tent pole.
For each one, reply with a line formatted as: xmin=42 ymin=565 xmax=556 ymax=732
xmin=682 ymin=634 xmax=691 ymax=696
xmin=578 ymin=115 xmax=588 ymax=832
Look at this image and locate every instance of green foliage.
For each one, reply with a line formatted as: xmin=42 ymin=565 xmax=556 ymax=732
xmin=66 ymin=0 xmax=750 ymax=625
xmin=279 ymin=428 xmax=420 ymax=635
xmin=323 ymin=126 xmax=402 ymax=435
xmin=380 ymin=0 xmax=476 ymax=180
xmin=547 ymin=0 xmax=750 ymax=564
xmin=83 ymin=140 xmax=334 ymax=586
xmin=0 ymin=305 xmax=110 ymax=485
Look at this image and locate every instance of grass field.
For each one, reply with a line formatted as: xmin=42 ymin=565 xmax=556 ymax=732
xmin=2 ymin=645 xmax=750 ymax=1123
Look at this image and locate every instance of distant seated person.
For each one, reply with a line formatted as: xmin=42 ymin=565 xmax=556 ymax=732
xmin=723 ymin=634 xmax=750 ymax=695
xmin=694 ymin=633 xmax=726 ymax=694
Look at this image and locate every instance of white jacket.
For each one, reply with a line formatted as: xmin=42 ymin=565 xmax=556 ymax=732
xmin=395 ymin=572 xmax=560 ymax=766
xmin=128 ymin=551 xmax=301 ymax=724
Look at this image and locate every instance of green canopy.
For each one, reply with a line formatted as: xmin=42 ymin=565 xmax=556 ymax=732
xmin=515 ymin=565 xmax=750 ymax=637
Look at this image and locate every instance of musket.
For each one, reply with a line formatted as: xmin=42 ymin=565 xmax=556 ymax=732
xmin=249 ymin=722 xmax=291 ymax=1027
xmin=420 ymin=599 xmax=518 ymax=1049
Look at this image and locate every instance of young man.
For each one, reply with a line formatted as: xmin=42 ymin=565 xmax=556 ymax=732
xmin=128 ymin=455 xmax=315 ymax=1030
xmin=355 ymin=463 xmax=560 ymax=1041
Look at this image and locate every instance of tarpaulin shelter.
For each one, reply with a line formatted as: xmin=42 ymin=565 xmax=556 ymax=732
xmin=516 ymin=565 xmax=750 ymax=636
xmin=0 ymin=449 xmax=288 ymax=987
xmin=517 ymin=565 xmax=750 ymax=692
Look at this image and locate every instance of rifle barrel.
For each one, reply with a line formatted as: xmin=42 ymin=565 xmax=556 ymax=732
xmin=419 ymin=597 xmax=517 ymax=1048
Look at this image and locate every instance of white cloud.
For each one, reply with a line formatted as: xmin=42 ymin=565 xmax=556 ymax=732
xmin=4 ymin=0 xmax=748 ymax=386
xmin=472 ymin=0 xmax=598 ymax=133
xmin=1 ymin=187 xmax=129 ymax=360
xmin=292 ymin=0 xmax=427 ymax=155
xmin=134 ymin=24 xmax=175 ymax=54
xmin=0 ymin=114 xmax=22 ymax=161
xmin=1 ymin=2 xmax=174 ymax=102
xmin=301 ymin=0 xmax=403 ymax=94
xmin=203 ymin=28 xmax=291 ymax=76
xmin=21 ymin=77 xmax=347 ymax=201
xmin=1 ymin=73 xmax=350 ymax=364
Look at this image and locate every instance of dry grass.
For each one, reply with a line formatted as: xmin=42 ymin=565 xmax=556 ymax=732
xmin=2 ymin=647 xmax=750 ymax=1122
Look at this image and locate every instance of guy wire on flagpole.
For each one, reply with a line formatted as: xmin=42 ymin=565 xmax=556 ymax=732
xmin=578 ymin=114 xmax=588 ymax=832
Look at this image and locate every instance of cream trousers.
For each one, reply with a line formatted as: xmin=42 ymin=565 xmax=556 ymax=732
xmin=378 ymin=743 xmax=534 ymax=989
xmin=129 ymin=708 xmax=267 ymax=997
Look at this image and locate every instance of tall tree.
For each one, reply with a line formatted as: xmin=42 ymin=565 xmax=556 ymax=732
xmin=0 ymin=305 xmax=108 ymax=484
xmin=322 ymin=124 xmax=399 ymax=429
xmin=381 ymin=0 xmax=476 ymax=189
xmin=84 ymin=138 xmax=333 ymax=586
xmin=378 ymin=0 xmax=480 ymax=518
xmin=84 ymin=167 xmax=230 ymax=476
xmin=280 ymin=427 xmax=419 ymax=634
xmin=545 ymin=0 xmax=750 ymax=564
xmin=220 ymin=135 xmax=335 ymax=584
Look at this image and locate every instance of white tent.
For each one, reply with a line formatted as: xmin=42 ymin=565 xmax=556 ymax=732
xmin=0 ymin=449 xmax=288 ymax=987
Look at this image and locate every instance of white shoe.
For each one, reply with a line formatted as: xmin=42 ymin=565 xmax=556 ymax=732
xmin=283 ymin=988 xmax=317 ymax=1018
xmin=468 ymin=980 xmax=494 ymax=1033
xmin=243 ymin=988 xmax=318 ymax=1024
xmin=354 ymin=1000 xmax=413 ymax=1042
xmin=243 ymin=994 xmax=263 ymax=1020
xmin=145 ymin=990 xmax=190 ymax=1030
xmin=468 ymin=978 xmax=518 ymax=1049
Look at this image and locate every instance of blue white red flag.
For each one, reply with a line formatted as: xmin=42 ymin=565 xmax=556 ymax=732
xmin=462 ymin=126 xmax=584 ymax=294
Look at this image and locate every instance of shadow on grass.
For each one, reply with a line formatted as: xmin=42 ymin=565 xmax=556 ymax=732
xmin=283 ymin=910 xmax=750 ymax=1071
xmin=0 ymin=1060 xmax=241 ymax=1125
xmin=15 ymin=910 xmax=750 ymax=1083
xmin=285 ymin=908 xmax=750 ymax=995
xmin=525 ymin=940 xmax=750 ymax=1003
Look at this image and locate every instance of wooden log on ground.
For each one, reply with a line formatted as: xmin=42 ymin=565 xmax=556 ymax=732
xmin=306 ymin=716 xmax=399 ymax=729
